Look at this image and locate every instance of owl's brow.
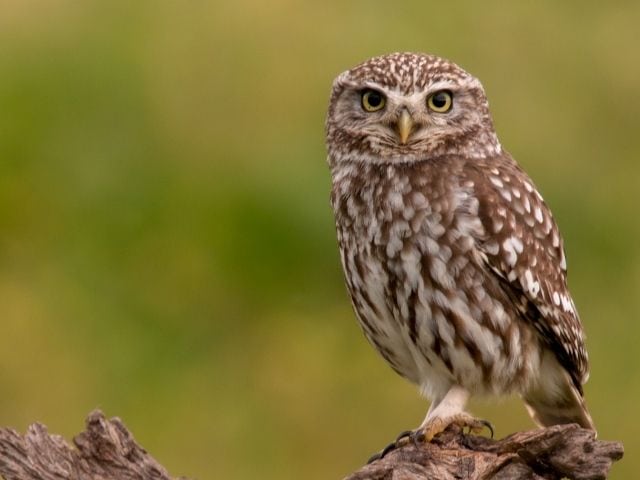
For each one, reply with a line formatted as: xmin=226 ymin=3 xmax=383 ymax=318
xmin=341 ymin=80 xmax=427 ymax=98
xmin=427 ymin=80 xmax=460 ymax=92
xmin=362 ymin=81 xmax=386 ymax=90
xmin=338 ymin=80 xmax=385 ymax=92
xmin=353 ymin=79 xmax=473 ymax=97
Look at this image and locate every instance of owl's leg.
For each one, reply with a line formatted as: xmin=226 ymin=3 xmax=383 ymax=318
xmin=417 ymin=385 xmax=493 ymax=442
xmin=367 ymin=386 xmax=492 ymax=463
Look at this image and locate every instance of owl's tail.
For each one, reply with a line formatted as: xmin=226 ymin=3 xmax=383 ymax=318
xmin=523 ymin=354 xmax=595 ymax=431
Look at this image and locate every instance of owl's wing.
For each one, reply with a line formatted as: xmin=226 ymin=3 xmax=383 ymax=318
xmin=466 ymin=155 xmax=588 ymax=392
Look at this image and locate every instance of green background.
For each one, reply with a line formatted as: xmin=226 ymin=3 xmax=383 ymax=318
xmin=0 ymin=1 xmax=638 ymax=478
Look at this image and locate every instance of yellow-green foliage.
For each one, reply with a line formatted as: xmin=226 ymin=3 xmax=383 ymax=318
xmin=0 ymin=1 xmax=637 ymax=478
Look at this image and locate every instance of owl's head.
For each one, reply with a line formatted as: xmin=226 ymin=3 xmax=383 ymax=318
xmin=326 ymin=52 xmax=501 ymax=166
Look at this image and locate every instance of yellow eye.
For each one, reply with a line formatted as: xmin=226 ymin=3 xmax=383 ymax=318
xmin=361 ymin=89 xmax=386 ymax=112
xmin=427 ymin=90 xmax=453 ymax=113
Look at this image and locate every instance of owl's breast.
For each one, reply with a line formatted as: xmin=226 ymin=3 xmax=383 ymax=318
xmin=330 ymin=162 xmax=541 ymax=396
xmin=331 ymin=163 xmax=466 ymax=388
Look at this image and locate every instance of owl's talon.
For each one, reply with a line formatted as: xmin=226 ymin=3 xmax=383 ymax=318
xmin=366 ymin=441 xmax=397 ymax=464
xmin=410 ymin=429 xmax=425 ymax=446
xmin=395 ymin=430 xmax=413 ymax=443
xmin=380 ymin=442 xmax=398 ymax=458
xmin=366 ymin=429 xmax=422 ymax=463
xmin=479 ymin=419 xmax=494 ymax=439
xmin=366 ymin=452 xmax=382 ymax=464
xmin=365 ymin=440 xmax=397 ymax=464
xmin=463 ymin=417 xmax=494 ymax=438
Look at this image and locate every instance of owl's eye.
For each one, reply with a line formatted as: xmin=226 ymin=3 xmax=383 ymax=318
xmin=361 ymin=89 xmax=386 ymax=112
xmin=427 ymin=90 xmax=453 ymax=113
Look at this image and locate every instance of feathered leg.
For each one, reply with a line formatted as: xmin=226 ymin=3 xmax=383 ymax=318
xmin=419 ymin=385 xmax=493 ymax=441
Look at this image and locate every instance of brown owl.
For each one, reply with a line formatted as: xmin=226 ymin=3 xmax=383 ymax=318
xmin=325 ymin=52 xmax=594 ymax=457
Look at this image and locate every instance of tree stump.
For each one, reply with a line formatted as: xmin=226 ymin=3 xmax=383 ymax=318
xmin=348 ymin=424 xmax=623 ymax=480
xmin=0 ymin=411 xmax=624 ymax=479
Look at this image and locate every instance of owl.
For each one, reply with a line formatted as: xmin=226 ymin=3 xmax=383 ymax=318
xmin=325 ymin=52 xmax=594 ymax=456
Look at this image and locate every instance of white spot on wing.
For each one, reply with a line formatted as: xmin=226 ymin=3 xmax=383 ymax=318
xmin=560 ymin=294 xmax=575 ymax=314
xmin=510 ymin=236 xmax=524 ymax=253
xmin=484 ymin=240 xmax=500 ymax=255
xmin=523 ymin=269 xmax=540 ymax=297
xmin=534 ymin=207 xmax=544 ymax=223
xmin=560 ymin=250 xmax=567 ymax=270
xmin=502 ymin=238 xmax=519 ymax=267
xmin=500 ymin=189 xmax=512 ymax=202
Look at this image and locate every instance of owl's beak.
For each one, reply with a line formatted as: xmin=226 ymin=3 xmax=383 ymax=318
xmin=397 ymin=110 xmax=414 ymax=144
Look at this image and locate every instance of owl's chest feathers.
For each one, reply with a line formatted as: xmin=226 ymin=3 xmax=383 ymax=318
xmin=331 ymin=162 xmax=472 ymax=327
xmin=331 ymin=161 xmax=538 ymax=395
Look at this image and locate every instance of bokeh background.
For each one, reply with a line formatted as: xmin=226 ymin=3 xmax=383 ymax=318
xmin=0 ymin=1 xmax=638 ymax=478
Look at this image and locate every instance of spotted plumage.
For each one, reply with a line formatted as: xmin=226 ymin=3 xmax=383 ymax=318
xmin=325 ymin=53 xmax=594 ymax=442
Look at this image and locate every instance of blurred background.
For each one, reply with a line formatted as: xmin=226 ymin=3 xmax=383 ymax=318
xmin=0 ymin=1 xmax=638 ymax=478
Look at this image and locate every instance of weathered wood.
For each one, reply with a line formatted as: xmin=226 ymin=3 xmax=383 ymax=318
xmin=0 ymin=411 xmax=623 ymax=480
xmin=0 ymin=410 xmax=187 ymax=480
xmin=347 ymin=424 xmax=623 ymax=480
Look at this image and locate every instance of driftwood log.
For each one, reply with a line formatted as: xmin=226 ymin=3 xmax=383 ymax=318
xmin=0 ymin=411 xmax=624 ymax=480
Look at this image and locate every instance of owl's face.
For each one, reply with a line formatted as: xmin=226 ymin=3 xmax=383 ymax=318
xmin=326 ymin=53 xmax=501 ymax=166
